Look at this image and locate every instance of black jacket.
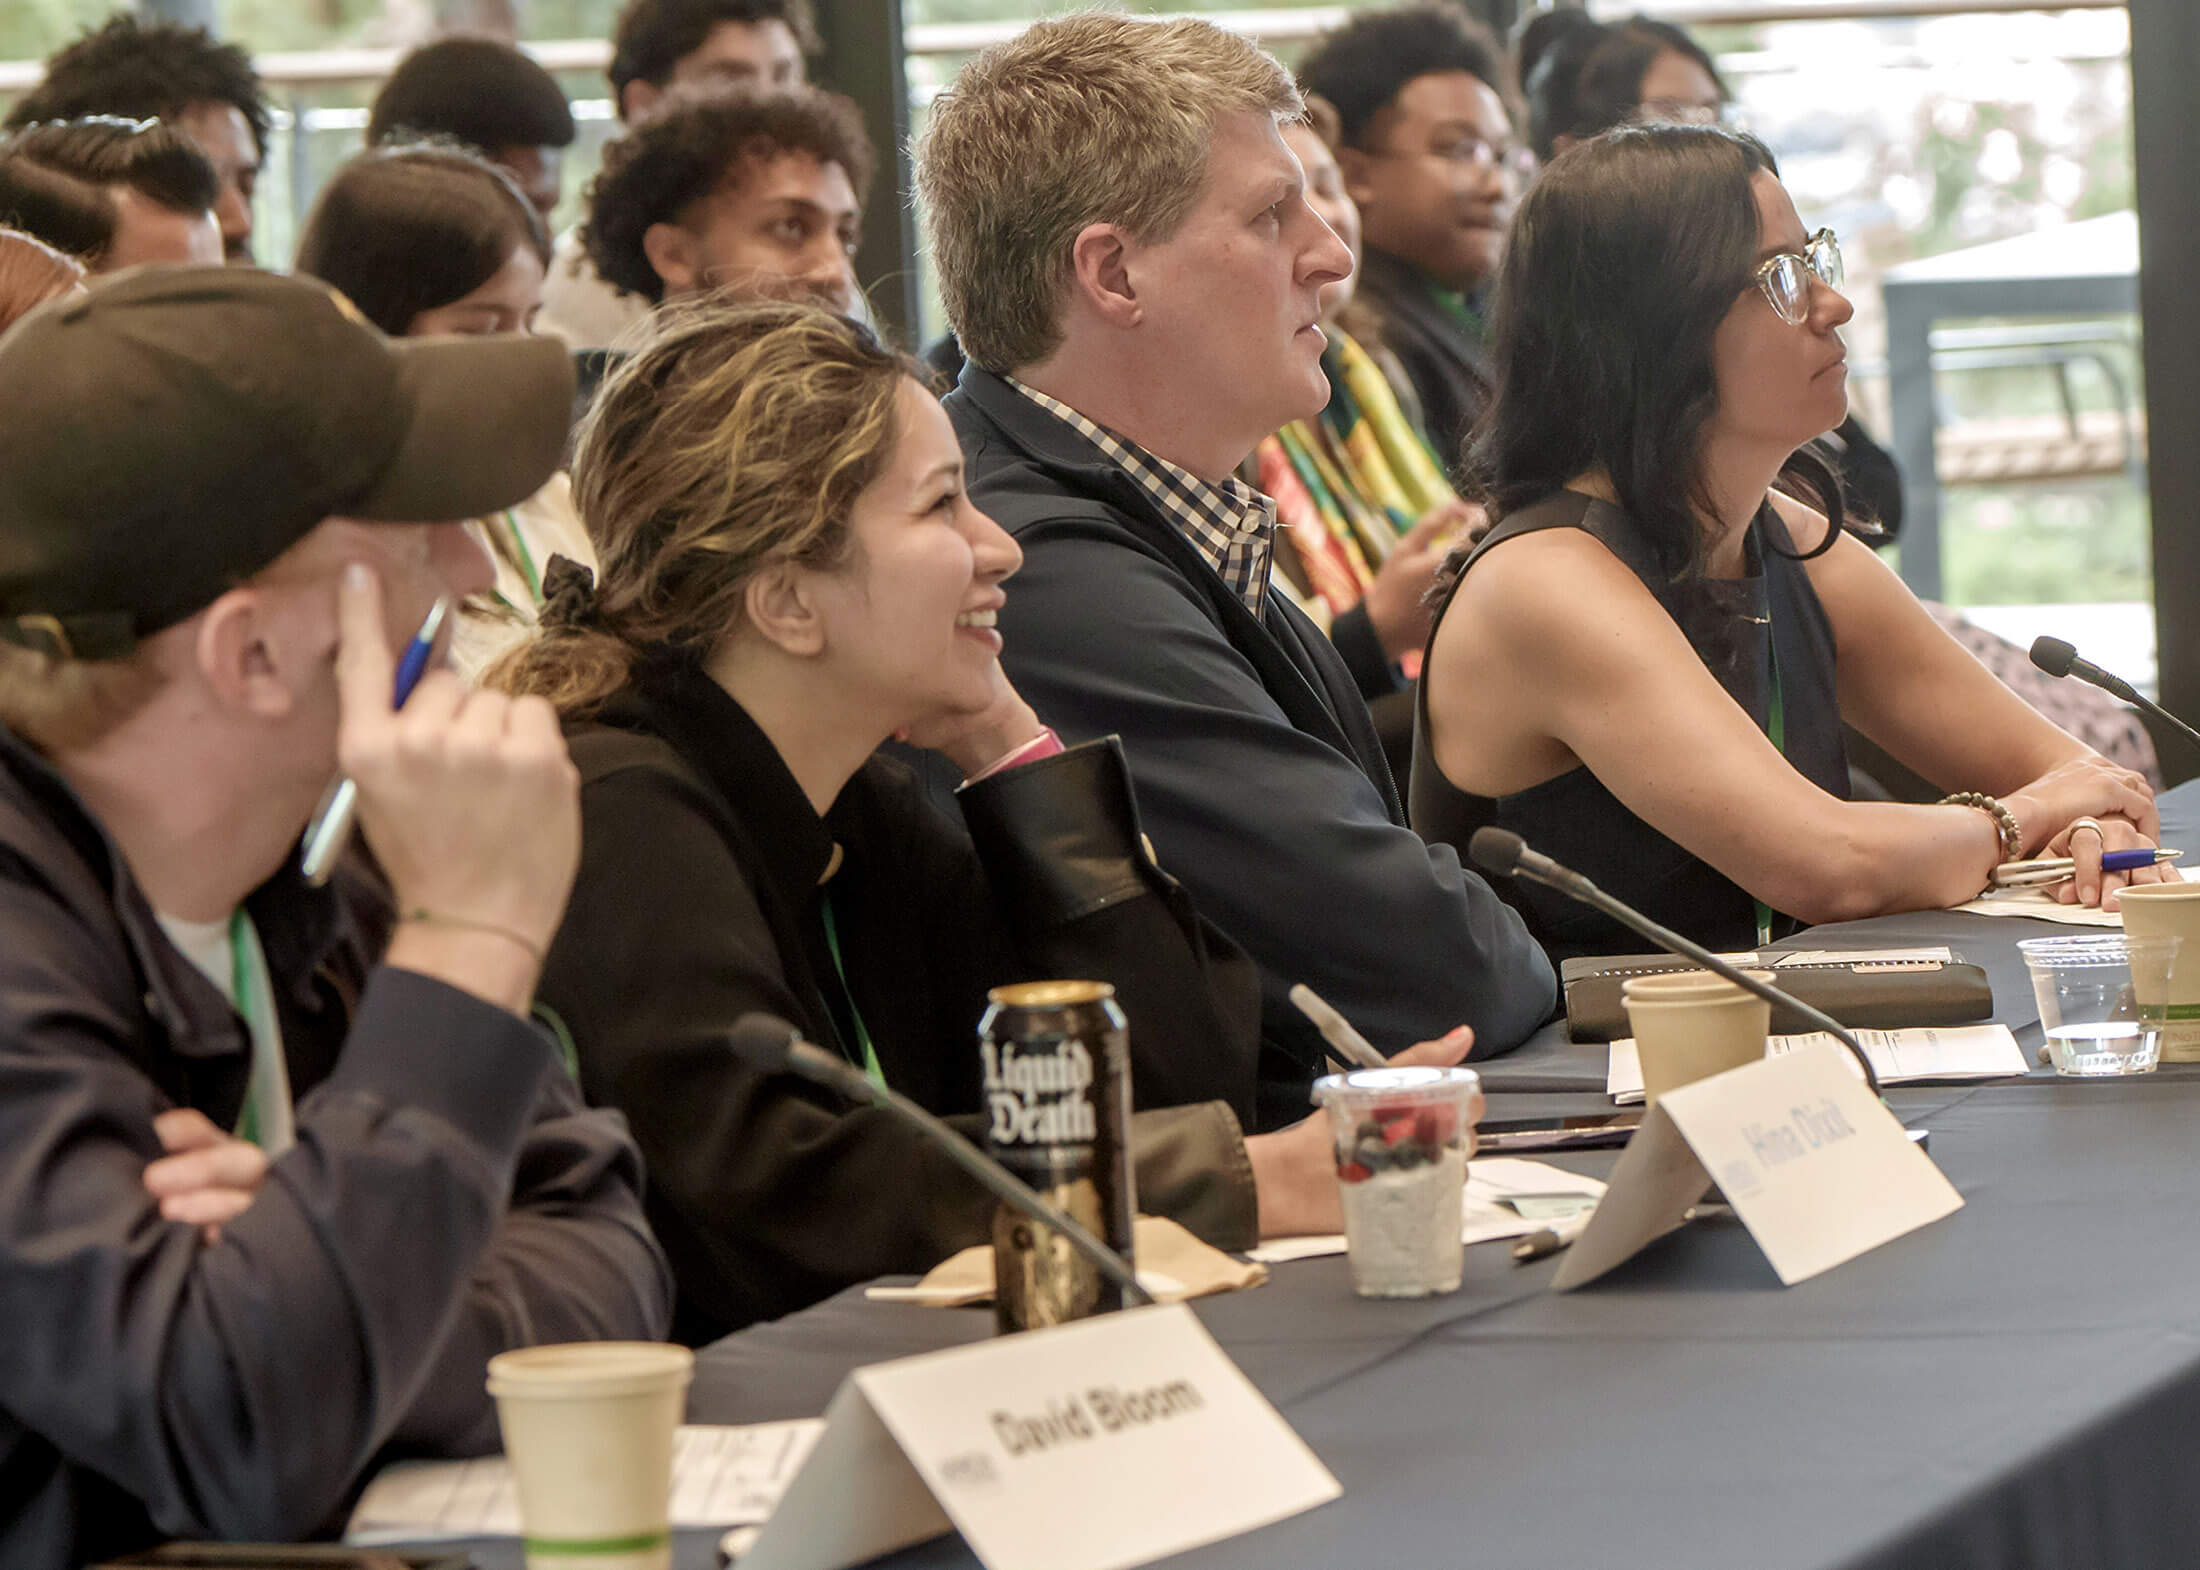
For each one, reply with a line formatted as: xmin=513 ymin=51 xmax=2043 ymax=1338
xmin=945 ymin=367 xmax=1556 ymax=1131
xmin=537 ymin=653 xmax=1264 ymax=1343
xmin=1355 ymin=249 xmax=1495 ymax=473
xmin=0 ymin=730 xmax=670 ymax=1570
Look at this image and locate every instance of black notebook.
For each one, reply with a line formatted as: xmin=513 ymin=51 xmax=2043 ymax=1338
xmin=1560 ymin=950 xmax=1993 ymax=1042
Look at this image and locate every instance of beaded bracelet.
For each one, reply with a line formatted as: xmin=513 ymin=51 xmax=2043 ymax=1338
xmin=1937 ymin=791 xmax=2022 ymax=863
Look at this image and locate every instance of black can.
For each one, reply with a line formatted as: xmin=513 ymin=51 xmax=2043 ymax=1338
xmin=978 ymin=979 xmax=1137 ymax=1332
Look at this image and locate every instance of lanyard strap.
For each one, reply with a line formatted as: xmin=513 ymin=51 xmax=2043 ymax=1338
xmin=1755 ymin=625 xmax=1788 ymax=948
xmin=226 ymin=908 xmax=292 ymax=1151
xmin=818 ymin=893 xmax=887 ymax=1092
xmin=503 ymin=509 xmax=543 ymax=603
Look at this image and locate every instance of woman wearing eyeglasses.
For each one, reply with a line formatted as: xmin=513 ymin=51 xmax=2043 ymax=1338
xmin=1410 ymin=126 xmax=2164 ymax=961
xmin=1515 ymin=10 xmax=1908 ymax=543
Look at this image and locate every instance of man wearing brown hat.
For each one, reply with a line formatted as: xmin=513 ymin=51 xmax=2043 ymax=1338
xmin=0 ymin=268 xmax=671 ymax=1569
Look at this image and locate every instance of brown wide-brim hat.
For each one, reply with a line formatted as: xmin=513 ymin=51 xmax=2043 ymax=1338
xmin=0 ymin=265 xmax=575 ymax=659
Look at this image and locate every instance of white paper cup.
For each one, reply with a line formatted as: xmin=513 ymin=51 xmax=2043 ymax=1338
xmin=2109 ymin=883 xmax=2200 ymax=1060
xmin=1621 ymin=970 xmax=1774 ymax=1106
xmin=486 ymin=1342 xmax=694 ymax=1570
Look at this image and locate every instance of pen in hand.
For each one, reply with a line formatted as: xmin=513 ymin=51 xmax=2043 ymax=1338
xmin=1289 ymin=983 xmax=1390 ymax=1072
xmin=1990 ymin=848 xmax=2182 ymax=888
xmin=298 ymin=596 xmax=450 ymax=886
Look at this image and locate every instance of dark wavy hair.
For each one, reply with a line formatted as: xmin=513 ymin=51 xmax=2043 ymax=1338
xmin=294 ymin=143 xmax=551 ymax=336
xmin=581 ymin=85 xmax=871 ymax=305
xmin=6 ymin=16 xmax=270 ymax=159
xmin=1297 ymin=5 xmax=1514 ymax=152
xmin=608 ymin=0 xmax=819 ymax=104
xmin=1449 ymin=124 xmax=1842 ymax=647
xmin=2 ymin=116 xmax=218 ymax=215
xmin=1516 ymin=9 xmax=1728 ymax=163
xmin=366 ymin=36 xmax=577 ymax=153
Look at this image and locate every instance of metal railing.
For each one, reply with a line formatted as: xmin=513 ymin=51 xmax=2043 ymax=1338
xmin=0 ymin=0 xmax=2129 ymax=94
xmin=0 ymin=0 xmax=2130 ymax=267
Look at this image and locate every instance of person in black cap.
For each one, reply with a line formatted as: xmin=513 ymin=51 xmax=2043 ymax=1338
xmin=365 ymin=35 xmax=578 ymax=222
xmin=0 ymin=267 xmax=672 ymax=1570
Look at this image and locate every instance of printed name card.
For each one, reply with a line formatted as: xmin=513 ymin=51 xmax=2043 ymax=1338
xmin=1553 ymin=1041 xmax=1962 ymax=1291
xmin=737 ymin=1302 xmax=1340 ymax=1570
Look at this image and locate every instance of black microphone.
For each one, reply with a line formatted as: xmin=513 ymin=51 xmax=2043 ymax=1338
xmin=726 ymin=1013 xmax=1151 ymax=1308
xmin=2029 ymin=636 xmax=2200 ymax=753
xmin=1467 ymin=828 xmax=1882 ymax=1094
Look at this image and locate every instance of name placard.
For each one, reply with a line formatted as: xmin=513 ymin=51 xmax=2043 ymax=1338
xmin=1553 ymin=1042 xmax=1962 ymax=1291
xmin=737 ymin=1302 xmax=1340 ymax=1570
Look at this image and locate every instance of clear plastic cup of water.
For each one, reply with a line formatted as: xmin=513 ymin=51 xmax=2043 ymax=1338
xmin=2018 ymin=934 xmax=2181 ymax=1076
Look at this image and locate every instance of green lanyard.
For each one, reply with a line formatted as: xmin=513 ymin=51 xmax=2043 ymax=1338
xmin=818 ymin=893 xmax=888 ymax=1092
xmin=227 ymin=908 xmax=280 ymax=1148
xmin=1755 ymin=627 xmax=1787 ymax=948
xmin=502 ymin=509 xmax=542 ymax=603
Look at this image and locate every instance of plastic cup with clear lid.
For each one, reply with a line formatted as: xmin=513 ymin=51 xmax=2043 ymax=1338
xmin=1311 ymin=1066 xmax=1484 ymax=1297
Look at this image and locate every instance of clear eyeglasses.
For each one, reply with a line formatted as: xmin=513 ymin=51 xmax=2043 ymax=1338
xmin=1750 ymin=228 xmax=1844 ymax=325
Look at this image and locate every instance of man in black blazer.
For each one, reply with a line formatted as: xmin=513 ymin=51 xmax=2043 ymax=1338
xmin=918 ymin=11 xmax=1554 ymax=1132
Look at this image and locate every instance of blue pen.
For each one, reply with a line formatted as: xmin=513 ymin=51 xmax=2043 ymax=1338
xmin=298 ymin=596 xmax=451 ymax=886
xmin=2104 ymin=848 xmax=2181 ymax=873
xmin=1990 ymin=846 xmax=2183 ymax=888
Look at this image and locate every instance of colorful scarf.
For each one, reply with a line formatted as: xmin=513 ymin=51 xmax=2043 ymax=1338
xmin=1255 ymin=330 xmax=1460 ymax=623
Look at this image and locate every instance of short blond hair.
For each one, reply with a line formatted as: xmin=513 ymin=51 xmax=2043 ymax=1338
xmin=917 ymin=12 xmax=1301 ymax=373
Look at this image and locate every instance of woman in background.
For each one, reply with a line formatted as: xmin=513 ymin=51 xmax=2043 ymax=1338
xmin=1510 ymin=12 xmax=2157 ymax=789
xmin=295 ymin=143 xmax=594 ymax=673
xmin=1413 ymin=126 xmax=2163 ymax=962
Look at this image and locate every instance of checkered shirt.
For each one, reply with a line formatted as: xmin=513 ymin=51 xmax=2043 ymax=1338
xmin=1010 ymin=380 xmax=1278 ymax=617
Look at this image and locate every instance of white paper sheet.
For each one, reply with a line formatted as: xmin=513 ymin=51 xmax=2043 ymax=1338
xmin=1606 ymin=1023 xmax=2029 ymax=1104
xmin=345 ymin=1421 xmax=825 ymax=1544
xmin=1245 ymin=1156 xmax=1605 ymax=1264
xmin=1768 ymin=947 xmax=1956 ymax=967
xmin=1953 ymin=891 xmax=2124 ymax=926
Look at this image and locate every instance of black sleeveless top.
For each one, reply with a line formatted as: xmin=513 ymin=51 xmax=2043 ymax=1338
xmin=1410 ymin=490 xmax=1850 ymax=961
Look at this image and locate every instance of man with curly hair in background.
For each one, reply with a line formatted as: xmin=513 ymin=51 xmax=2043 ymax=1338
xmin=568 ymin=84 xmax=870 ymax=416
xmin=8 ymin=15 xmax=267 ymax=264
xmin=536 ymin=0 xmax=818 ymax=346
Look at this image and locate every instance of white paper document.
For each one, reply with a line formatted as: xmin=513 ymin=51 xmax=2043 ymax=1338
xmin=1246 ymin=1156 xmax=1605 ymax=1264
xmin=1953 ymin=891 xmax=2124 ymax=927
xmin=345 ymin=1420 xmax=825 ymax=1544
xmin=1768 ymin=947 xmax=1956 ymax=968
xmin=1606 ymin=1023 xmax=2028 ymax=1104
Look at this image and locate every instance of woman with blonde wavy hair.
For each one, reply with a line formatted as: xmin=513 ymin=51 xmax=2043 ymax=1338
xmin=494 ymin=301 xmax=1461 ymax=1340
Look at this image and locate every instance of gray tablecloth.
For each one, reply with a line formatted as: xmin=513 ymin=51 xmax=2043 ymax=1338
xmin=453 ymin=784 xmax=2200 ymax=1570
xmin=691 ymin=1078 xmax=2200 ymax=1570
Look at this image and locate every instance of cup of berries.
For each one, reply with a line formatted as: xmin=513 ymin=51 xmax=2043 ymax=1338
xmin=1312 ymin=1066 xmax=1484 ymax=1297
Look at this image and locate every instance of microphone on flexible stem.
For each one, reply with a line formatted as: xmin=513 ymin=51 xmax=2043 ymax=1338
xmin=2029 ymin=636 xmax=2200 ymax=753
xmin=726 ymin=1013 xmax=1151 ymax=1308
xmin=1466 ymin=828 xmax=1883 ymax=1095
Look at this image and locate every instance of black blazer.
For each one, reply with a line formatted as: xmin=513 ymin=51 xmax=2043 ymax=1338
xmin=945 ymin=366 xmax=1556 ymax=1132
